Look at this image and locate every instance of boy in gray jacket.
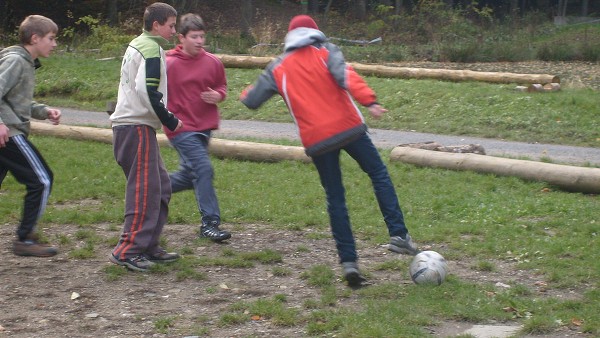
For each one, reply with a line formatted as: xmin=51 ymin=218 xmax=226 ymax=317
xmin=0 ymin=15 xmax=61 ymax=257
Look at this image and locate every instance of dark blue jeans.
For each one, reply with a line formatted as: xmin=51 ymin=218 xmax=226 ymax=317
xmin=311 ymin=133 xmax=409 ymax=264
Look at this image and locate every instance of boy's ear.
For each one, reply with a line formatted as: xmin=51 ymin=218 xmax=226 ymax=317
xmin=29 ymin=33 xmax=40 ymax=45
xmin=151 ymin=20 xmax=160 ymax=32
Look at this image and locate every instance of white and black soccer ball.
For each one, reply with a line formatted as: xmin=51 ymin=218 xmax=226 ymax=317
xmin=409 ymin=250 xmax=448 ymax=285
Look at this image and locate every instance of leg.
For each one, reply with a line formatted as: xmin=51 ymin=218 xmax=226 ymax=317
xmin=344 ymin=134 xmax=408 ymax=237
xmin=111 ymin=126 xmax=164 ymax=260
xmin=0 ymin=135 xmax=53 ymax=239
xmin=170 ymin=133 xmax=220 ymax=224
xmin=344 ymin=134 xmax=418 ymax=255
xmin=145 ymin=151 xmax=172 ymax=254
xmin=0 ymin=135 xmax=57 ymax=257
xmin=312 ymin=149 xmax=357 ymax=264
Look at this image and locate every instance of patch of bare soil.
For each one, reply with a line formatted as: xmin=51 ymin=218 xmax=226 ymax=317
xmin=0 ymin=222 xmax=591 ymax=338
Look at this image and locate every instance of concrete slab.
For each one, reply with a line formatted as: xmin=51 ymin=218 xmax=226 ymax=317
xmin=462 ymin=324 xmax=522 ymax=338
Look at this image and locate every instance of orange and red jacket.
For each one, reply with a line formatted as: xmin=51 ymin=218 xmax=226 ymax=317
xmin=240 ymin=28 xmax=378 ymax=156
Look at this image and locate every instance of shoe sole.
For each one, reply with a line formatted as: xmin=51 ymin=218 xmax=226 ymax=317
xmin=200 ymin=233 xmax=232 ymax=242
xmin=108 ymin=254 xmax=151 ymax=272
xmin=147 ymin=257 xmax=179 ymax=264
xmin=14 ymin=250 xmax=57 ymax=257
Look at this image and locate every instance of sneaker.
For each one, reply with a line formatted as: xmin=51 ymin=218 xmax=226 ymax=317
xmin=145 ymin=249 xmax=180 ymax=263
xmin=200 ymin=221 xmax=231 ymax=242
xmin=341 ymin=262 xmax=368 ymax=287
xmin=109 ymin=253 xmax=154 ymax=272
xmin=13 ymin=233 xmax=58 ymax=257
xmin=389 ymin=234 xmax=419 ymax=255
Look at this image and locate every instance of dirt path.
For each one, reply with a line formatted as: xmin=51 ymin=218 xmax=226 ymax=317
xmin=56 ymin=108 xmax=600 ymax=166
xmin=0 ymin=222 xmax=588 ymax=337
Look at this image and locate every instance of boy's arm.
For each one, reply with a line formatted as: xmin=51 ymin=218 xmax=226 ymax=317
xmin=239 ymin=62 xmax=279 ymax=109
xmin=200 ymin=62 xmax=228 ymax=104
xmin=0 ymin=56 xmax=21 ymax=102
xmin=145 ymin=57 xmax=180 ymax=131
xmin=325 ymin=43 xmax=377 ymax=107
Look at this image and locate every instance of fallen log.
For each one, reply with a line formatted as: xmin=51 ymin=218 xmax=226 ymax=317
xmin=390 ymin=146 xmax=600 ymax=194
xmin=215 ymin=54 xmax=560 ymax=85
xmin=30 ymin=122 xmax=311 ymax=164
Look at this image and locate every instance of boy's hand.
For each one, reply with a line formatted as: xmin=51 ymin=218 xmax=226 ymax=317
xmin=174 ymin=119 xmax=184 ymax=131
xmin=0 ymin=124 xmax=9 ymax=148
xmin=47 ymin=108 xmax=61 ymax=125
xmin=200 ymin=87 xmax=222 ymax=105
xmin=368 ymin=104 xmax=387 ymax=119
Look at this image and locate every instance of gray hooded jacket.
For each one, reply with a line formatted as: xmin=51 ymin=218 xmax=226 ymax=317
xmin=0 ymin=45 xmax=49 ymax=137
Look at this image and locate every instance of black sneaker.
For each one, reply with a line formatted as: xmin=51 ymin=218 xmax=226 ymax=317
xmin=145 ymin=249 xmax=180 ymax=263
xmin=342 ymin=262 xmax=368 ymax=287
xmin=109 ymin=253 xmax=154 ymax=272
xmin=200 ymin=222 xmax=231 ymax=242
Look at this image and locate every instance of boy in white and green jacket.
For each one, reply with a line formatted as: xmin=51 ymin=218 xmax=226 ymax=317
xmin=108 ymin=2 xmax=183 ymax=272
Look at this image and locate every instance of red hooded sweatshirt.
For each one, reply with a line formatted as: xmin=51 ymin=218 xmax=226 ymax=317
xmin=164 ymin=45 xmax=227 ymax=139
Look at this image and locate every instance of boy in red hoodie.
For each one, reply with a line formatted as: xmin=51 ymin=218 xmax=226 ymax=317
xmin=164 ymin=13 xmax=231 ymax=242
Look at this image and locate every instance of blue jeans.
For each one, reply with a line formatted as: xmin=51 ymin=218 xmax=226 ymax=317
xmin=169 ymin=132 xmax=220 ymax=225
xmin=311 ymin=133 xmax=409 ymax=264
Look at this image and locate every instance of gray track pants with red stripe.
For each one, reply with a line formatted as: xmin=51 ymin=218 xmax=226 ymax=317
xmin=111 ymin=125 xmax=171 ymax=259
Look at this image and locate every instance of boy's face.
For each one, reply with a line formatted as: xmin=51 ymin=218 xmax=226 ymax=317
xmin=31 ymin=32 xmax=57 ymax=58
xmin=154 ymin=16 xmax=177 ymax=40
xmin=178 ymin=30 xmax=206 ymax=57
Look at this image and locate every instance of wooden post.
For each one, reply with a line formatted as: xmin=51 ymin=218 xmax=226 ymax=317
xmin=390 ymin=146 xmax=600 ymax=194
xmin=30 ymin=122 xmax=311 ymax=164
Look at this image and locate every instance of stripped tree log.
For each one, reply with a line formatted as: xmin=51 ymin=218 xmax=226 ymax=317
xmin=30 ymin=122 xmax=311 ymax=163
xmin=390 ymin=146 xmax=600 ymax=194
xmin=215 ymin=54 xmax=560 ymax=85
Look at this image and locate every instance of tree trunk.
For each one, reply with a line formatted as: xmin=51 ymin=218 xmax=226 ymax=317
xmin=29 ymin=122 xmax=311 ymax=164
xmin=240 ymin=0 xmax=253 ymax=38
xmin=214 ymin=54 xmax=560 ymax=85
xmin=510 ymin=0 xmax=519 ymax=18
xmin=395 ymin=0 xmax=404 ymax=15
xmin=390 ymin=147 xmax=600 ymax=194
xmin=581 ymin=0 xmax=589 ymax=16
xmin=308 ymin=0 xmax=319 ymax=13
xmin=106 ymin=0 xmax=118 ymax=27
xmin=350 ymin=0 xmax=367 ymax=19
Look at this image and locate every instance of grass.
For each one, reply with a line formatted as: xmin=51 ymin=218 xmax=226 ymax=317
xmin=1 ymin=135 xmax=598 ymax=336
xmin=35 ymin=53 xmax=600 ymax=148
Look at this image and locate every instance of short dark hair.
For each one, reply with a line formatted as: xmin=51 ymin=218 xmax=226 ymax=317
xmin=143 ymin=2 xmax=177 ymax=31
xmin=178 ymin=13 xmax=206 ymax=36
xmin=19 ymin=15 xmax=58 ymax=45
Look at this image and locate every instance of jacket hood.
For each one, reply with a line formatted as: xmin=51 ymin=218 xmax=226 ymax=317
xmin=166 ymin=44 xmax=206 ymax=60
xmin=283 ymin=28 xmax=327 ymax=52
xmin=0 ymin=45 xmax=35 ymax=66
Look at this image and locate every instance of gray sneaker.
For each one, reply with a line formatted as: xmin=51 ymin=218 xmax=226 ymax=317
xmin=389 ymin=234 xmax=419 ymax=255
xmin=341 ymin=262 xmax=367 ymax=287
xmin=109 ymin=253 xmax=155 ymax=272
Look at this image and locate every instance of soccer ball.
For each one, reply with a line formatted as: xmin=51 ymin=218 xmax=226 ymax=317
xmin=409 ymin=250 xmax=448 ymax=285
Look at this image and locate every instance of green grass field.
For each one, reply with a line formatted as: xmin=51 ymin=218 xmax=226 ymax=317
xmin=0 ymin=134 xmax=598 ymax=336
